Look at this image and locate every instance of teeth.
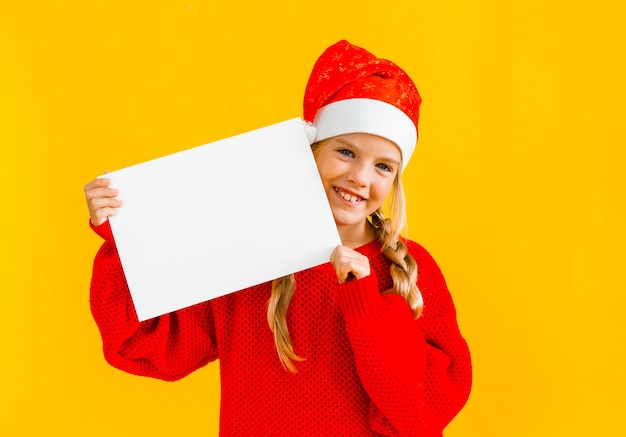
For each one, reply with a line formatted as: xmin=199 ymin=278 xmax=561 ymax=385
xmin=337 ymin=189 xmax=362 ymax=203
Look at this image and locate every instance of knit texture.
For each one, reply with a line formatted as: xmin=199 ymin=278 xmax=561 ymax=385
xmin=90 ymin=221 xmax=471 ymax=436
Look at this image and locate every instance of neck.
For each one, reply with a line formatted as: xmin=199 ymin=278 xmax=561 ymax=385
xmin=337 ymin=220 xmax=377 ymax=249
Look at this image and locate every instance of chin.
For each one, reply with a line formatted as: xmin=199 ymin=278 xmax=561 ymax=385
xmin=333 ymin=216 xmax=366 ymax=228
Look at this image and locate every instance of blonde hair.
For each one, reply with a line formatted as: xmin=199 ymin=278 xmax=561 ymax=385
xmin=267 ymin=142 xmax=424 ymax=372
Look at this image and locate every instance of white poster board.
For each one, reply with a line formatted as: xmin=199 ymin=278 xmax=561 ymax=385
xmin=105 ymin=118 xmax=341 ymax=321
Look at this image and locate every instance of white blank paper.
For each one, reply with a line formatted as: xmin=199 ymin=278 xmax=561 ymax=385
xmin=105 ymin=118 xmax=341 ymax=321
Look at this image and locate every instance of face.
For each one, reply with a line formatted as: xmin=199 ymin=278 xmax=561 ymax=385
xmin=314 ymin=133 xmax=401 ymax=240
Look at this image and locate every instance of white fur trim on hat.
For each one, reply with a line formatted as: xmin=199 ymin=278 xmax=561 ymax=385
xmin=312 ymin=98 xmax=417 ymax=171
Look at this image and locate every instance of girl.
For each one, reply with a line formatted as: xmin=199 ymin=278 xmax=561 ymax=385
xmin=85 ymin=40 xmax=472 ymax=436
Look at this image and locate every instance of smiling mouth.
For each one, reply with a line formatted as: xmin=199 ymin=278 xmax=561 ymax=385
xmin=334 ymin=187 xmax=365 ymax=203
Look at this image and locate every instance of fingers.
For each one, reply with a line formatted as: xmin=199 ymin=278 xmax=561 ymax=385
xmin=330 ymin=245 xmax=371 ymax=284
xmin=83 ymin=177 xmax=111 ymax=192
xmin=84 ymin=178 xmax=123 ymax=226
xmin=89 ymin=199 xmax=123 ymax=225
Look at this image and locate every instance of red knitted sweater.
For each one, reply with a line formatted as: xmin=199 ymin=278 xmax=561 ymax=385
xmin=89 ymin=221 xmax=471 ymax=436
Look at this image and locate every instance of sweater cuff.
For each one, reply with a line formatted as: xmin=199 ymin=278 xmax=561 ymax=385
xmin=336 ymin=270 xmax=386 ymax=323
xmin=90 ymin=219 xmax=115 ymax=243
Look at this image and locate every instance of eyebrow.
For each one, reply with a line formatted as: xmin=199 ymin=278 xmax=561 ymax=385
xmin=335 ymin=138 xmax=401 ymax=166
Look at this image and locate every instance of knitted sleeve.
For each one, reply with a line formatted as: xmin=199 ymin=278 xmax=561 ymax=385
xmin=336 ymin=242 xmax=472 ymax=437
xmin=89 ymin=221 xmax=218 ymax=381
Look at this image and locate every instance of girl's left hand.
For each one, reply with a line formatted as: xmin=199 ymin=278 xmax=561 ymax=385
xmin=330 ymin=245 xmax=371 ymax=284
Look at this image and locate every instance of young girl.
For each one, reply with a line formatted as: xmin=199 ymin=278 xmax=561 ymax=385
xmin=84 ymin=40 xmax=472 ymax=436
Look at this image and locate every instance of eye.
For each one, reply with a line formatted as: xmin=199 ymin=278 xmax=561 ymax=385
xmin=376 ymin=163 xmax=393 ymax=172
xmin=337 ymin=148 xmax=354 ymax=157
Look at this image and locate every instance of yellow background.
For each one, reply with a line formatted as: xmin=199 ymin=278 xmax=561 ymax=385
xmin=1 ymin=1 xmax=624 ymax=436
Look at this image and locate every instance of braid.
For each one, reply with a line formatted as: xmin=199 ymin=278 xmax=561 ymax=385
xmin=264 ymin=138 xmax=329 ymax=374
xmin=371 ymin=178 xmax=424 ymax=319
xmin=267 ymin=274 xmax=304 ymax=372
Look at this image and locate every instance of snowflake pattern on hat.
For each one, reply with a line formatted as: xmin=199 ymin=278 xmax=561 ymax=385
xmin=303 ymin=40 xmax=421 ymax=131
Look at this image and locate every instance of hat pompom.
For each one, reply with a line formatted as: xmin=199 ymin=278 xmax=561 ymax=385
xmin=302 ymin=121 xmax=317 ymax=145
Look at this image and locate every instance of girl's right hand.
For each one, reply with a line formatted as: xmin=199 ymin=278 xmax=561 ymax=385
xmin=330 ymin=245 xmax=371 ymax=284
xmin=84 ymin=178 xmax=123 ymax=226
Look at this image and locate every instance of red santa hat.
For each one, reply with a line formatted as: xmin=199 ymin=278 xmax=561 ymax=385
xmin=303 ymin=40 xmax=421 ymax=171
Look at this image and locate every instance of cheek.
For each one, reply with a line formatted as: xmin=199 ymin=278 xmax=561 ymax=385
xmin=316 ymin=161 xmax=342 ymax=186
xmin=373 ymin=179 xmax=395 ymax=201
xmin=316 ymin=167 xmax=333 ymax=188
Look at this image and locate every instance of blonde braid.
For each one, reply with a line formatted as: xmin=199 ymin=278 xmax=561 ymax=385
xmin=267 ymin=274 xmax=304 ymax=372
xmin=371 ymin=178 xmax=424 ymax=319
xmin=265 ymin=139 xmax=330 ymax=373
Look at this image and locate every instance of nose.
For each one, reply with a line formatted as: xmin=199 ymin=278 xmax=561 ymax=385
xmin=347 ymin=162 xmax=371 ymax=187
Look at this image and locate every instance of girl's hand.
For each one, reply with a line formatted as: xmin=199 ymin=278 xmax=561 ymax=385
xmin=84 ymin=178 xmax=123 ymax=226
xmin=330 ymin=245 xmax=371 ymax=284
